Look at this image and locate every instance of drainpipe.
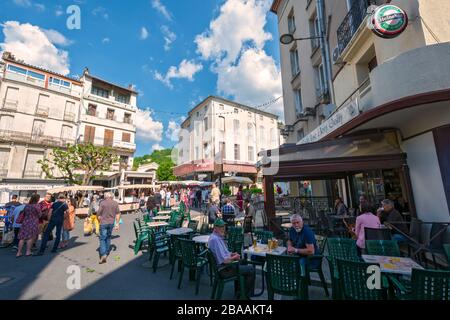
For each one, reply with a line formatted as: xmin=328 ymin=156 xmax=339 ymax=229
xmin=316 ymin=0 xmax=336 ymax=106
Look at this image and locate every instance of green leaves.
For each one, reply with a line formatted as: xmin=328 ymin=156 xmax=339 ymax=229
xmin=38 ymin=143 xmax=119 ymax=186
xmin=133 ymin=148 xmax=177 ymax=181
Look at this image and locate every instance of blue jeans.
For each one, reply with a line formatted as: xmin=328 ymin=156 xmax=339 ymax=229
xmin=99 ymin=224 xmax=114 ymax=257
xmin=62 ymin=230 xmax=70 ymax=242
xmin=39 ymin=219 xmax=63 ymax=252
xmin=392 ymin=233 xmax=407 ymax=243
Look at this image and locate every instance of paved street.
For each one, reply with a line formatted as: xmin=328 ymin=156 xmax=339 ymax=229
xmin=0 ymin=209 xmax=329 ymax=300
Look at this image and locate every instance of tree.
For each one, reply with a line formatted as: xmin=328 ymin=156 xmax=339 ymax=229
xmin=156 ymin=161 xmax=176 ymax=181
xmin=38 ymin=143 xmax=118 ymax=186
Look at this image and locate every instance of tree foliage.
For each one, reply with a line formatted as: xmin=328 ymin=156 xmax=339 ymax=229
xmin=134 ymin=148 xmax=177 ymax=181
xmin=38 ymin=143 xmax=118 ymax=186
xmin=156 ymin=161 xmax=177 ymax=181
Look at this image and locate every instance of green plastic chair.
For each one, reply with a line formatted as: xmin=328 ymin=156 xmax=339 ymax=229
xmin=134 ymin=228 xmax=150 ymax=255
xmin=325 ymin=238 xmax=360 ymax=300
xmin=206 ymin=250 xmax=246 ymax=300
xmin=366 ymin=240 xmax=401 ymax=257
xmin=336 ymin=258 xmax=387 ymax=300
xmin=305 ymin=237 xmax=330 ymax=297
xmin=168 ymin=234 xmax=190 ymax=280
xmin=227 ymin=227 xmax=244 ymax=255
xmin=149 ymin=228 xmax=170 ymax=272
xmin=188 ymin=219 xmax=199 ymax=232
xmin=265 ymin=253 xmax=308 ymax=300
xmin=390 ymin=268 xmax=450 ymax=300
xmin=254 ymin=230 xmax=273 ymax=244
xmin=178 ymin=238 xmax=209 ymax=295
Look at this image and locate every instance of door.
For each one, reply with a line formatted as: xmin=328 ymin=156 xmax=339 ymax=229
xmin=31 ymin=119 xmax=46 ymax=140
xmin=104 ymin=129 xmax=114 ymax=147
xmin=84 ymin=125 xmax=95 ymax=143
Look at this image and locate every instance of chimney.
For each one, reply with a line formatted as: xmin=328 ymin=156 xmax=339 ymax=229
xmin=83 ymin=67 xmax=90 ymax=75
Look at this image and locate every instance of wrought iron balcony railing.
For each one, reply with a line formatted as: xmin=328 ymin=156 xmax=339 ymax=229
xmin=337 ymin=0 xmax=371 ymax=55
xmin=0 ymin=129 xmax=75 ymax=147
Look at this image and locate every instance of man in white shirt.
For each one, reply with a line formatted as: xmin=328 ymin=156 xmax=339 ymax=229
xmin=160 ymin=188 xmax=166 ymax=208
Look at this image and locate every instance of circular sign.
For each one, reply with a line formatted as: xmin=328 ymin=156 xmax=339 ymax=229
xmin=370 ymin=5 xmax=408 ymax=38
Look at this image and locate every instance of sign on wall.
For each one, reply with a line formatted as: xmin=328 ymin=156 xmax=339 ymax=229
xmin=369 ymin=4 xmax=408 ymax=39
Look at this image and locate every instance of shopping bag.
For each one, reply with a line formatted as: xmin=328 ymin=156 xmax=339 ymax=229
xmin=83 ymin=218 xmax=93 ymax=235
xmin=1 ymin=230 xmax=14 ymax=246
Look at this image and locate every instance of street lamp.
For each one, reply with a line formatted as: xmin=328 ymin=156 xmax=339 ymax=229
xmin=279 ymin=33 xmax=323 ymax=45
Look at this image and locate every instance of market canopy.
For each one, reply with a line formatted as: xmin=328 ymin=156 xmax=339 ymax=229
xmin=47 ymin=185 xmax=105 ymax=194
xmin=221 ymin=176 xmax=253 ymax=186
xmin=116 ymin=184 xmax=160 ymax=190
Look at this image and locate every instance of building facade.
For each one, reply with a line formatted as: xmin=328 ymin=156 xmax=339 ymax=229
xmin=269 ymin=0 xmax=450 ymax=223
xmin=0 ymin=52 xmax=83 ymax=202
xmin=0 ymin=52 xmax=140 ymax=201
xmin=174 ymin=96 xmax=281 ymax=184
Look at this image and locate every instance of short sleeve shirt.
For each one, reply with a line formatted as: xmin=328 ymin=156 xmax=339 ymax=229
xmin=208 ymin=232 xmax=231 ymax=266
xmin=288 ymin=225 xmax=319 ymax=254
xmin=51 ymin=201 xmax=69 ymax=222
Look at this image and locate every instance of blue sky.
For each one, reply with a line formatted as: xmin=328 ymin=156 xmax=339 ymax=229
xmin=0 ymin=0 xmax=282 ymax=156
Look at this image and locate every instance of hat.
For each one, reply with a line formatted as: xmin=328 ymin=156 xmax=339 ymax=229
xmin=214 ymin=219 xmax=225 ymax=227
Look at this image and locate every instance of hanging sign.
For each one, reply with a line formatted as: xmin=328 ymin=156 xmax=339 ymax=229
xmin=370 ymin=5 xmax=408 ymax=38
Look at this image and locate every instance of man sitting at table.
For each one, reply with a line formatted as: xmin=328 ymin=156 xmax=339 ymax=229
xmin=287 ymin=214 xmax=321 ymax=269
xmin=208 ymin=219 xmax=255 ymax=298
xmin=220 ymin=198 xmax=236 ymax=228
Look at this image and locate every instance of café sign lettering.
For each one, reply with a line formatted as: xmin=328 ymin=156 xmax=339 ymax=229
xmin=298 ymin=101 xmax=359 ymax=145
xmin=370 ymin=5 xmax=408 ymax=38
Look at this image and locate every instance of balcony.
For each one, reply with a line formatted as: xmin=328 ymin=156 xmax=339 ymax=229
xmin=124 ymin=117 xmax=133 ymax=125
xmin=113 ymin=141 xmax=137 ymax=151
xmin=63 ymin=111 xmax=76 ymax=122
xmin=337 ymin=0 xmax=370 ymax=55
xmin=23 ymin=170 xmax=43 ymax=179
xmin=0 ymin=130 xmax=76 ymax=148
xmin=35 ymin=105 xmax=49 ymax=117
xmin=2 ymin=99 xmax=18 ymax=111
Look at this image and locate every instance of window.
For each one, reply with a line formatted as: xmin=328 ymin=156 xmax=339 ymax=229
xmin=204 ymin=117 xmax=209 ymax=131
xmin=204 ymin=142 xmax=210 ymax=159
xmin=219 ymin=142 xmax=226 ymax=160
xmin=248 ymin=111 xmax=252 ymax=117
xmin=218 ymin=116 xmax=225 ymax=132
xmin=49 ymin=77 xmax=71 ymax=88
xmin=0 ymin=115 xmax=14 ymax=132
xmin=28 ymin=70 xmax=45 ymax=81
xmin=23 ymin=151 xmax=44 ymax=178
xmin=7 ymin=65 xmax=45 ymax=80
xmin=104 ymin=129 xmax=114 ymax=147
xmin=0 ymin=149 xmax=10 ymax=174
xmin=270 ymin=128 xmax=277 ymax=147
xmin=195 ymin=122 xmax=200 ymax=136
xmin=290 ymin=48 xmax=300 ymax=77
xmin=64 ymin=101 xmax=75 ymax=121
xmin=4 ymin=87 xmax=19 ymax=108
xmin=233 ymin=119 xmax=240 ymax=136
xmin=61 ymin=125 xmax=73 ymax=140
xmin=87 ymin=104 xmax=97 ymax=116
xmin=31 ymin=119 xmax=45 ymax=138
xmin=219 ymin=104 xmax=224 ymax=111
xmin=248 ymin=146 xmax=255 ymax=162
xmin=195 ymin=146 xmax=199 ymax=160
xmin=234 ymin=108 xmax=239 ymax=114
xmin=124 ymin=113 xmax=132 ymax=124
xmin=120 ymin=155 xmax=129 ymax=165
xmin=115 ymin=93 xmax=129 ymax=104
xmin=7 ymin=65 xmax=27 ymax=75
xmin=310 ymin=15 xmax=320 ymax=50
xmin=288 ymin=12 xmax=296 ymax=34
xmin=247 ymin=123 xmax=255 ymax=145
xmin=259 ymin=126 xmax=266 ymax=146
xmin=91 ymin=86 xmax=109 ymax=98
xmin=37 ymin=94 xmax=49 ymax=108
xmin=314 ymin=63 xmax=327 ymax=96
xmin=84 ymin=125 xmax=96 ymax=143
xmin=122 ymin=132 xmax=131 ymax=142
xmin=294 ymin=89 xmax=303 ymax=115
xmin=259 ymin=115 xmax=264 ymax=121
xmin=234 ymin=144 xmax=240 ymax=161
xmin=106 ymin=108 xmax=115 ymax=120
xmin=297 ymin=129 xmax=305 ymax=141
xmin=368 ymin=56 xmax=378 ymax=72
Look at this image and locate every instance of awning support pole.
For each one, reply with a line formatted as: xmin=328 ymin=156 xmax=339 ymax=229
xmin=263 ymin=175 xmax=275 ymax=232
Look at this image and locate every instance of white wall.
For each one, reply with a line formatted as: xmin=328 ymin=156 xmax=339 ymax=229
xmin=402 ymin=132 xmax=449 ymax=222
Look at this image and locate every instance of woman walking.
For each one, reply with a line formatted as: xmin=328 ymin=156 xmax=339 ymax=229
xmin=16 ymin=194 xmax=41 ymax=257
xmin=236 ymin=185 xmax=244 ymax=213
xmin=60 ymin=198 xmax=76 ymax=248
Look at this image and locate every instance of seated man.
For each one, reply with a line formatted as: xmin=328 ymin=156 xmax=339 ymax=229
xmin=220 ymin=198 xmax=236 ymax=228
xmin=208 ymin=219 xmax=255 ymax=298
xmin=287 ymin=214 xmax=321 ymax=269
xmin=377 ymin=199 xmax=408 ymax=242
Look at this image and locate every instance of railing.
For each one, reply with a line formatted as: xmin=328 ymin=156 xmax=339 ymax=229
xmin=124 ymin=118 xmax=133 ymax=125
xmin=0 ymin=129 xmax=75 ymax=147
xmin=2 ymin=99 xmax=18 ymax=111
xmin=23 ymin=170 xmax=42 ymax=179
xmin=337 ymin=0 xmax=370 ymax=54
xmin=63 ymin=111 xmax=75 ymax=122
xmin=35 ymin=105 xmax=49 ymax=117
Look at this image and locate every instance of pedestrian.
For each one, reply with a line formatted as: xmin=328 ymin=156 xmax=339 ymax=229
xmin=97 ymin=192 xmax=121 ymax=264
xmin=210 ymin=183 xmax=221 ymax=206
xmin=160 ymin=188 xmax=166 ymax=208
xmin=236 ymin=185 xmax=244 ymax=213
xmin=36 ymin=194 xmax=69 ymax=255
xmin=38 ymin=193 xmax=53 ymax=242
xmin=243 ymin=198 xmax=255 ymax=234
xmin=11 ymin=200 xmax=27 ymax=249
xmin=146 ymin=191 xmax=156 ymax=215
xmin=82 ymin=194 xmax=90 ymax=208
xmin=165 ymin=188 xmax=172 ymax=209
xmin=16 ymin=194 xmax=41 ymax=258
xmin=154 ymin=189 xmax=162 ymax=212
xmin=88 ymin=195 xmax=100 ymax=236
xmin=60 ymin=198 xmax=76 ymax=249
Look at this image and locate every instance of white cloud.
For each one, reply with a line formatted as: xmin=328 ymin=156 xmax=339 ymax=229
xmin=135 ymin=109 xmax=164 ymax=142
xmin=165 ymin=119 xmax=184 ymax=142
xmin=55 ymin=5 xmax=64 ymax=16
xmin=0 ymin=21 xmax=70 ymax=75
xmin=161 ymin=25 xmax=176 ymax=51
xmin=140 ymin=27 xmax=149 ymax=40
xmin=42 ymin=29 xmax=72 ymax=46
xmin=13 ymin=0 xmax=31 ymax=7
xmin=151 ymin=144 xmax=164 ymax=151
xmin=154 ymin=59 xmax=203 ymax=89
xmin=34 ymin=3 xmax=45 ymax=12
xmin=151 ymin=0 xmax=173 ymax=21
xmin=92 ymin=7 xmax=109 ymax=19
xmin=102 ymin=37 xmax=110 ymax=44
xmin=194 ymin=0 xmax=283 ymax=118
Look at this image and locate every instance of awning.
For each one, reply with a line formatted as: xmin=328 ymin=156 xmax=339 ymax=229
xmin=116 ymin=184 xmax=160 ymax=190
xmin=221 ymin=176 xmax=254 ymax=186
xmin=260 ymin=130 xmax=407 ymax=180
xmin=47 ymin=185 xmax=105 ymax=194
